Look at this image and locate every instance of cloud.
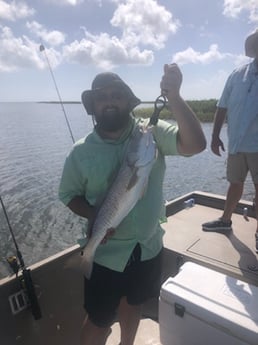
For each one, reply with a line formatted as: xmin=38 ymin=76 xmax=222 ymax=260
xmin=0 ymin=25 xmax=61 ymax=72
xmin=0 ymin=0 xmax=178 ymax=71
xmin=111 ymin=0 xmax=180 ymax=49
xmin=233 ymin=53 xmax=250 ymax=66
xmin=0 ymin=0 xmax=35 ymax=21
xmin=172 ymin=44 xmax=250 ymax=69
xmin=63 ymin=30 xmax=154 ymax=69
xmin=42 ymin=0 xmax=83 ymax=5
xmin=0 ymin=26 xmax=43 ymax=71
xmin=223 ymin=0 xmax=258 ymax=22
xmin=173 ymin=44 xmax=226 ymax=65
xmin=26 ymin=21 xmax=66 ymax=46
xmin=63 ymin=0 xmax=178 ymax=69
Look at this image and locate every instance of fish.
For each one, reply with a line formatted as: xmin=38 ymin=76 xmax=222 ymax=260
xmin=68 ymin=123 xmax=157 ymax=279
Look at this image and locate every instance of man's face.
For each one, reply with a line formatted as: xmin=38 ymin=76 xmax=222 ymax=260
xmin=92 ymin=86 xmax=131 ymax=132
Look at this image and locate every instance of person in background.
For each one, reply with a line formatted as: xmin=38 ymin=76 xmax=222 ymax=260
xmin=59 ymin=63 xmax=206 ymax=345
xmin=202 ymin=29 xmax=258 ymax=253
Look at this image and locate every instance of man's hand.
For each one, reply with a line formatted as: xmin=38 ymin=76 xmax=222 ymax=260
xmin=211 ymin=136 xmax=225 ymax=156
xmin=100 ymin=228 xmax=115 ymax=244
xmin=159 ymin=63 xmax=206 ymax=155
xmin=160 ymin=63 xmax=182 ymax=100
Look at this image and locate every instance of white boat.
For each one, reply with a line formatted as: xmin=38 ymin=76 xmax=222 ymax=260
xmin=1 ymin=191 xmax=257 ymax=345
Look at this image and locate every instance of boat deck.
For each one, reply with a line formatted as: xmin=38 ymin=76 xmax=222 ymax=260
xmin=163 ymin=191 xmax=258 ymax=286
xmin=108 ymin=191 xmax=258 ymax=345
xmin=1 ymin=191 xmax=257 ymax=345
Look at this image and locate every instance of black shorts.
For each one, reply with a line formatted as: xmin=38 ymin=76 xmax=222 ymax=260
xmin=83 ymin=244 xmax=163 ymax=327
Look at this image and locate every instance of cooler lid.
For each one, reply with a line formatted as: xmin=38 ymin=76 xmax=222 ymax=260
xmin=160 ymin=262 xmax=258 ymax=343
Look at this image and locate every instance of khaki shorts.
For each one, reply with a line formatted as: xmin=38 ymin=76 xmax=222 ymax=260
xmin=227 ymin=152 xmax=258 ymax=184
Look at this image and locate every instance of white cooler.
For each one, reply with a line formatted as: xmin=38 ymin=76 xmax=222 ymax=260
xmin=159 ymin=262 xmax=258 ymax=345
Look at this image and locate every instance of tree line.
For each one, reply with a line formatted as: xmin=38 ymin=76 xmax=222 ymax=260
xmin=134 ymin=98 xmax=218 ymax=122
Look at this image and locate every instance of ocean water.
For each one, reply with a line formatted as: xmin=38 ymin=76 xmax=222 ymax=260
xmin=0 ymin=102 xmax=255 ymax=279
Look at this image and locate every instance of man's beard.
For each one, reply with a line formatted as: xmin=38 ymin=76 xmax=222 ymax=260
xmin=95 ymin=106 xmax=130 ymax=132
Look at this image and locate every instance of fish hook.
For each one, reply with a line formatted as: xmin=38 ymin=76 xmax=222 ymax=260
xmin=148 ymin=94 xmax=167 ymax=126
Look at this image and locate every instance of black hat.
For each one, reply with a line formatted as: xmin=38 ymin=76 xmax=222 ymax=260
xmin=81 ymin=72 xmax=141 ymax=115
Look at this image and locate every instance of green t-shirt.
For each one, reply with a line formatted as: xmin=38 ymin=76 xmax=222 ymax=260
xmin=59 ymin=116 xmax=178 ymax=271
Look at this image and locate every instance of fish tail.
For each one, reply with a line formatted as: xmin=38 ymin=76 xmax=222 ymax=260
xmin=81 ymin=248 xmax=95 ymax=279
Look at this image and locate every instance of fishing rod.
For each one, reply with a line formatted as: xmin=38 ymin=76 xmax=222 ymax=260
xmin=0 ymin=195 xmax=42 ymax=320
xmin=39 ymin=44 xmax=75 ymax=144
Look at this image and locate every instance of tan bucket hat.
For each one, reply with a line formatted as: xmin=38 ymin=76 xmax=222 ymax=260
xmin=245 ymin=28 xmax=258 ymax=58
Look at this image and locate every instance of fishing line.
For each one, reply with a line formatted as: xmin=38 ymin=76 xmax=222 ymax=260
xmin=0 ymin=194 xmax=42 ymax=320
xmin=39 ymin=44 xmax=75 ymax=144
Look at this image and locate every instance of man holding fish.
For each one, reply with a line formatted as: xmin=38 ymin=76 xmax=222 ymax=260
xmin=59 ymin=63 xmax=206 ymax=345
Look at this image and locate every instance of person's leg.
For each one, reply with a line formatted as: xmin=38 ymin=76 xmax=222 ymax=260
xmin=80 ymin=316 xmax=111 ymax=345
xmin=254 ymin=183 xmax=258 ymax=252
xmin=222 ymin=153 xmax=247 ymax=221
xmin=202 ymin=153 xmax=247 ymax=231
xmin=118 ymin=297 xmax=142 ymax=345
xmin=82 ymin=263 xmax=122 ymax=345
xmin=118 ymin=247 xmax=162 ymax=345
xmin=246 ymin=152 xmax=258 ymax=251
xmin=221 ymin=182 xmax=244 ymax=221
xmin=254 ymin=184 xmax=258 ymax=231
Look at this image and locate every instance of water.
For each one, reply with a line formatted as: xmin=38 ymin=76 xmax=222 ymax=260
xmin=0 ymin=102 xmax=255 ymax=279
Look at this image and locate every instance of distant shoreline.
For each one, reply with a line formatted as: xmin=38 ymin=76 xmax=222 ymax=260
xmin=38 ymin=101 xmax=81 ymax=104
xmin=37 ymin=99 xmax=218 ymax=103
xmin=1 ymin=99 xmax=216 ymax=122
xmin=134 ymin=99 xmax=218 ymax=123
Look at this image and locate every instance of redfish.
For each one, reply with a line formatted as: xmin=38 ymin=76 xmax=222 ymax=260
xmin=67 ymin=123 xmax=157 ymax=279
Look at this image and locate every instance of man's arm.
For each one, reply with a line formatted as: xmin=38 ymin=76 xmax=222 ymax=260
xmin=160 ymin=63 xmax=206 ymax=155
xmin=67 ymin=196 xmax=95 ymax=219
xmin=68 ymin=196 xmax=114 ymax=242
xmin=210 ymin=107 xmax=227 ymax=156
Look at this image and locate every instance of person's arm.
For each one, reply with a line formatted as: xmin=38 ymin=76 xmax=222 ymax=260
xmin=67 ymin=196 xmax=95 ymax=219
xmin=211 ymin=107 xmax=227 ymax=156
xmin=58 ymin=148 xmax=96 ymax=220
xmin=160 ymin=63 xmax=206 ymax=155
xmin=68 ymin=195 xmax=114 ymax=243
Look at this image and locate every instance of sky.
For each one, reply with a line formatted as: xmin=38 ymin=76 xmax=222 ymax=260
xmin=0 ymin=0 xmax=258 ymax=102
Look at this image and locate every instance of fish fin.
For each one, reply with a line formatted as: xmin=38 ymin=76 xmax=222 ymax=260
xmin=126 ymin=168 xmax=139 ymax=191
xmin=64 ymin=248 xmax=94 ymax=279
xmin=81 ymin=248 xmax=94 ymax=279
xmin=64 ymin=250 xmax=84 ymax=272
xmin=139 ymin=178 xmax=149 ymax=199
